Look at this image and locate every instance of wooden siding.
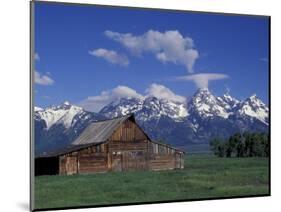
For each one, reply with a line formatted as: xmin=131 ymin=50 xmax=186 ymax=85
xmin=148 ymin=141 xmax=184 ymax=170
xmin=148 ymin=142 xmax=176 ymax=155
xmin=78 ymin=153 xmax=108 ymax=173
xmin=110 ymin=119 xmax=147 ymax=142
xmin=118 ymin=151 xmax=147 ymax=171
xmin=59 ymin=144 xmax=108 ymax=174
xmin=108 ymin=141 xmax=148 ymax=152
xmin=148 ymin=154 xmax=176 ymax=170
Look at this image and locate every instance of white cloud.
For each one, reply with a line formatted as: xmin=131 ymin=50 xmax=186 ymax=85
xmin=78 ymin=85 xmax=143 ymax=112
xmin=34 ymin=53 xmax=40 ymax=61
xmin=89 ymin=48 xmax=129 ymax=66
xmin=34 ymin=71 xmax=54 ymax=86
xmin=105 ymin=30 xmax=199 ymax=72
xmin=145 ymin=83 xmax=186 ymax=103
xmin=175 ymin=73 xmax=229 ymax=89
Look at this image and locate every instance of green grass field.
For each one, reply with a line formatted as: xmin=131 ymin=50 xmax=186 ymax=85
xmin=34 ymin=154 xmax=269 ymax=209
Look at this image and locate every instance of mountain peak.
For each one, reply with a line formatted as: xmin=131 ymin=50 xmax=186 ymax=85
xmin=223 ymin=93 xmax=231 ymax=98
xmin=248 ymin=94 xmax=258 ymax=101
xmin=196 ymin=87 xmax=210 ymax=93
xmin=236 ymin=94 xmax=268 ymax=124
xmin=221 ymin=93 xmax=239 ymax=107
xmin=193 ymin=88 xmax=212 ymax=99
xmin=189 ymin=88 xmax=230 ymax=119
xmin=50 ymin=101 xmax=84 ymax=111
xmin=100 ymin=95 xmax=188 ymax=121
xmin=245 ymin=94 xmax=266 ymax=107
xmin=35 ymin=101 xmax=84 ymax=129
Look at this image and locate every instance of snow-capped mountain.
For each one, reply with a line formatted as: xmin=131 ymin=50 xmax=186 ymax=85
xmin=35 ymin=101 xmax=84 ymax=129
xmin=100 ymin=96 xmax=188 ymax=122
xmin=188 ymin=88 xmax=230 ymax=119
xmin=235 ymin=94 xmax=269 ymax=124
xmin=34 ymin=89 xmax=269 ymax=154
xmin=99 ymin=88 xmax=268 ymax=145
xmin=100 ymin=97 xmax=143 ymax=119
xmin=217 ymin=93 xmax=240 ymax=111
xmin=34 ymin=101 xmax=104 ymax=154
xmin=138 ymin=96 xmax=188 ymax=122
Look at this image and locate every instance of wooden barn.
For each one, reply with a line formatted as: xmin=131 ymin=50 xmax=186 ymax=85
xmin=35 ymin=114 xmax=184 ymax=175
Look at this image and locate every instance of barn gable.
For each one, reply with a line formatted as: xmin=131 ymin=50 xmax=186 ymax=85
xmin=72 ymin=114 xmax=135 ymax=146
xmin=109 ymin=117 xmax=149 ymax=142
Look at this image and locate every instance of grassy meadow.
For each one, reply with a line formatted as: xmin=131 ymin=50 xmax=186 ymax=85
xmin=34 ymin=154 xmax=269 ymax=209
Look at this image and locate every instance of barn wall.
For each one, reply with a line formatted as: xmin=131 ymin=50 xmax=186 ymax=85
xmin=147 ymin=142 xmax=182 ymax=170
xmin=59 ymin=154 xmax=78 ymax=175
xmin=78 ymin=145 xmax=108 ymax=173
xmin=148 ymin=154 xmax=176 ymax=170
xmin=107 ymin=120 xmax=148 ymax=171
xmin=78 ymin=153 xmax=108 ymax=173
xmin=108 ymin=120 xmax=184 ymax=172
xmin=59 ymin=156 xmax=66 ymax=175
xmin=180 ymin=153 xmax=184 ymax=169
xmin=147 ymin=131 xmax=184 ymax=169
xmin=58 ymin=144 xmax=108 ymax=175
xmin=58 ymin=144 xmax=183 ymax=175
xmin=108 ymin=140 xmax=148 ymax=152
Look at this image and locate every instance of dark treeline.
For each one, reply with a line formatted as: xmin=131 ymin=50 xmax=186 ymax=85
xmin=210 ymin=132 xmax=269 ymax=158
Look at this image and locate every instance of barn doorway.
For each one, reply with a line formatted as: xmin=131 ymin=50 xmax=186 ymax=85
xmin=35 ymin=157 xmax=59 ymax=176
xmin=65 ymin=156 xmax=78 ymax=175
xmin=122 ymin=151 xmax=146 ymax=171
xmin=111 ymin=153 xmax=122 ymax=172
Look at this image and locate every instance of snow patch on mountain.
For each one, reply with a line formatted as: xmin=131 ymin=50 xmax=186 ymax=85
xmin=35 ymin=101 xmax=84 ymax=129
xmin=100 ymin=97 xmax=144 ymax=118
xmin=217 ymin=93 xmax=240 ymax=111
xmin=188 ymin=88 xmax=229 ymax=119
xmin=100 ymin=95 xmax=188 ymax=122
xmin=236 ymin=94 xmax=269 ymax=124
xmin=56 ymin=105 xmax=84 ymax=128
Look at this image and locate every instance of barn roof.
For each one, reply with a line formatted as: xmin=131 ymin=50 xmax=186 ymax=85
xmin=36 ymin=142 xmax=98 ymax=158
xmin=72 ymin=114 xmax=134 ymax=146
xmin=36 ymin=114 xmax=136 ymax=158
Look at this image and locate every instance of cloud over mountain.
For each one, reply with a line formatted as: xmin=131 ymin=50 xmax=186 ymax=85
xmin=78 ymin=85 xmax=143 ymax=112
xmin=78 ymin=83 xmax=187 ymax=112
xmin=175 ymin=73 xmax=229 ymax=89
xmin=145 ymin=83 xmax=186 ymax=103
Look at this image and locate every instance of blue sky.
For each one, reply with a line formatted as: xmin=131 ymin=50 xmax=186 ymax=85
xmin=34 ymin=2 xmax=269 ymax=112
